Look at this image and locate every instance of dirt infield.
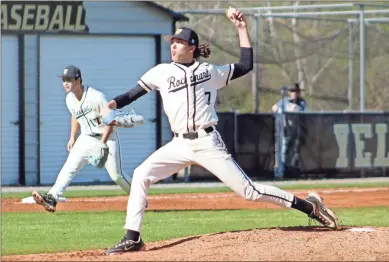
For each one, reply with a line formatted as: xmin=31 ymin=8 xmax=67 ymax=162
xmin=3 ymin=187 xmax=389 ymax=261
xmin=2 ymin=187 xmax=389 ymax=213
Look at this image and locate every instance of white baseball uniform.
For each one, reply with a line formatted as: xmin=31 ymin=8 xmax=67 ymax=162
xmin=48 ymin=86 xmax=131 ymax=200
xmin=125 ymin=61 xmax=295 ymax=231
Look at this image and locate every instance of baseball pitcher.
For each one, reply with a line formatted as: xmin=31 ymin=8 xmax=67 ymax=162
xmin=103 ymin=7 xmax=339 ymax=255
xmin=32 ymin=65 xmax=139 ymax=212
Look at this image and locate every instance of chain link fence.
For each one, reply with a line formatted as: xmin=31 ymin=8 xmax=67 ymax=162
xmin=158 ymin=1 xmax=389 ymax=112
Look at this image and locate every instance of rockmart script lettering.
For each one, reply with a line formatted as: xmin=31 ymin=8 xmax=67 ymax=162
xmin=334 ymin=123 xmax=389 ymax=168
xmin=1 ymin=1 xmax=87 ymax=32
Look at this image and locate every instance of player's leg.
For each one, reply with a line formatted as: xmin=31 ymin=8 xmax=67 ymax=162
xmin=48 ymin=135 xmax=93 ymax=198
xmin=282 ymin=135 xmax=291 ymax=165
xmin=33 ymin=135 xmax=92 ymax=212
xmin=193 ymin=130 xmax=339 ymax=229
xmin=290 ymin=125 xmax=303 ymax=168
xmin=105 ymin=138 xmax=191 ymax=255
xmin=104 ymin=133 xmax=131 ymax=194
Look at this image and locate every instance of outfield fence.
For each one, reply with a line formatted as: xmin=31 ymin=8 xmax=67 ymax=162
xmin=189 ymin=111 xmax=389 ymax=181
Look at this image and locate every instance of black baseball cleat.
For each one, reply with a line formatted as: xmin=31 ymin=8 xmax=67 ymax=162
xmin=104 ymin=236 xmax=145 ymax=255
xmin=32 ymin=191 xmax=57 ymax=213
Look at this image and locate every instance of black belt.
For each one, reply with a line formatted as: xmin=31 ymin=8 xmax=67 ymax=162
xmin=174 ymin=126 xmax=214 ymax=140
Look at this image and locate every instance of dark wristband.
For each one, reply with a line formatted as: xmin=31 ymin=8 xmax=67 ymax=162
xmin=113 ymin=84 xmax=148 ymax=109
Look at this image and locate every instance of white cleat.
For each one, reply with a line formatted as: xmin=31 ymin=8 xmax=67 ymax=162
xmin=306 ymin=192 xmax=340 ymax=230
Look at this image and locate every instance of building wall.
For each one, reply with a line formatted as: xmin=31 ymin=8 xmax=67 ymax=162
xmin=24 ymin=35 xmax=39 ymax=185
xmin=13 ymin=1 xmax=177 ymax=185
xmin=1 ymin=35 xmax=20 ymax=185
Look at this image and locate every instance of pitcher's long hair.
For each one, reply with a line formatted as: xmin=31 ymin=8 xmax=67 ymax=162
xmin=194 ymin=43 xmax=211 ymax=59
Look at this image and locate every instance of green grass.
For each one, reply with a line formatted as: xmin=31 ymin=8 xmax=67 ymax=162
xmin=1 ymin=187 xmax=231 ymax=199
xmin=2 ymin=206 xmax=389 ymax=256
xmin=2 ymin=181 xmax=389 ymax=199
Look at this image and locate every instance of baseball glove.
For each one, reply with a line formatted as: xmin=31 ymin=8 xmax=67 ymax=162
xmin=88 ymin=141 xmax=109 ymax=168
xmin=103 ymin=109 xmax=144 ymax=128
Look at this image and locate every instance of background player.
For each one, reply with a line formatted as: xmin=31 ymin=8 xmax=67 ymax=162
xmin=103 ymin=7 xmax=339 ymax=255
xmin=32 ymin=65 xmax=132 ymax=212
xmin=272 ymin=83 xmax=307 ymax=177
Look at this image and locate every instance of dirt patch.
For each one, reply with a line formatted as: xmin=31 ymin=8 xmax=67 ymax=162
xmin=2 ymin=187 xmax=389 ymax=261
xmin=2 ymin=187 xmax=389 ymax=213
xmin=3 ymin=227 xmax=389 ymax=261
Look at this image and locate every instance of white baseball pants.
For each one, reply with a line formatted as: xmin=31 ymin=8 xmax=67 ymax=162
xmin=48 ymin=132 xmax=131 ymax=200
xmin=125 ymin=129 xmax=295 ymax=232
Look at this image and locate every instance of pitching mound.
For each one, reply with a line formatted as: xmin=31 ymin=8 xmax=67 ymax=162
xmin=3 ymin=227 xmax=389 ymax=261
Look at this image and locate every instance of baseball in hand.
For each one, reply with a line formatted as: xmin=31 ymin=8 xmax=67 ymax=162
xmin=226 ymin=6 xmax=237 ymax=20
xmin=226 ymin=6 xmax=245 ymax=28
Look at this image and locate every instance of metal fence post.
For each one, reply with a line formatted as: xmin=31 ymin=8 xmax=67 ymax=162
xmin=252 ymin=14 xmax=260 ymax=113
xmin=275 ymin=87 xmax=287 ymax=179
xmin=233 ymin=109 xmax=239 ymax=160
xmin=184 ymin=166 xmax=190 ymax=183
xmin=359 ymin=5 xmax=366 ymax=112
xmin=348 ymin=21 xmax=354 ymax=111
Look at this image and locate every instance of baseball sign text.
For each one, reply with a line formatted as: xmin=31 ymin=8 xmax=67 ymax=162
xmin=1 ymin=1 xmax=88 ymax=32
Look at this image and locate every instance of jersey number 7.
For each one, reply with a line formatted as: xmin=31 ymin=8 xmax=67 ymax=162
xmin=205 ymin=92 xmax=211 ymax=105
